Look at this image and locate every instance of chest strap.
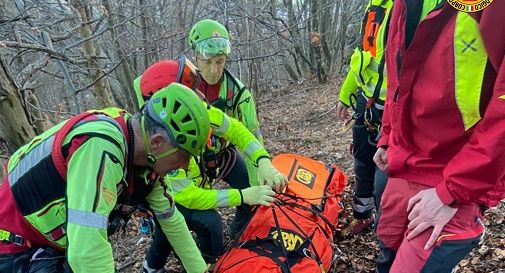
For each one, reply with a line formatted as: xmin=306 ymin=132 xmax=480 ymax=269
xmin=0 ymin=228 xmax=31 ymax=247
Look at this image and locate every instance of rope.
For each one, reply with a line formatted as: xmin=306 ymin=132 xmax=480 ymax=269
xmin=216 ymin=147 xmax=237 ymax=181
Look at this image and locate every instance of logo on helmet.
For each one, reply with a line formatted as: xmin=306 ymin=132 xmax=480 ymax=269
xmin=159 ymin=110 xmax=167 ymax=119
xmin=176 ymin=134 xmax=187 ymax=144
xmin=212 ymin=31 xmax=221 ymax=38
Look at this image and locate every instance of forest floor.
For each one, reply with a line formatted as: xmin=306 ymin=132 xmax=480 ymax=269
xmin=113 ymin=77 xmax=505 ymax=272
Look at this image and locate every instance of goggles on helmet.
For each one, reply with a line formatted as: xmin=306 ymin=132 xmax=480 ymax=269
xmin=176 ymin=55 xmax=208 ymax=102
xmin=176 ymin=54 xmax=201 ymax=91
xmin=195 ymin=37 xmax=231 ymax=59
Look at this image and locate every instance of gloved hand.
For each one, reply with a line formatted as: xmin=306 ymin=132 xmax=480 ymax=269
xmin=258 ymin=158 xmax=288 ymax=192
xmin=241 ymin=185 xmax=276 ymax=206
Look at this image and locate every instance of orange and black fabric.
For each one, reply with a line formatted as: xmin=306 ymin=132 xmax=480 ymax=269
xmin=214 ymin=154 xmax=347 ymax=273
xmin=361 ymin=2 xmax=387 ymax=57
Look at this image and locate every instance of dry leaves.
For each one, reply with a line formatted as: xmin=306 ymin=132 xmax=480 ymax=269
xmin=112 ymin=77 xmax=505 ymax=272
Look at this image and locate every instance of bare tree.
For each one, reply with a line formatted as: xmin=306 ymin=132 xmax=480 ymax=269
xmin=0 ymin=56 xmax=36 ymax=151
xmin=71 ymin=0 xmax=113 ymax=107
xmin=0 ymin=0 xmax=368 ymax=151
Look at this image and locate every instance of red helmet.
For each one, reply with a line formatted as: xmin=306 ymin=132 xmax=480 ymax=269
xmin=140 ymin=55 xmax=201 ymax=99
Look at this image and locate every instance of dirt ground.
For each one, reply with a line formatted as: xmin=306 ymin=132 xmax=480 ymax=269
xmin=113 ymin=77 xmax=505 ymax=272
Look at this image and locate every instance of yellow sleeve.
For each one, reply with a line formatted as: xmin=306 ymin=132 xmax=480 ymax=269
xmin=206 ymin=104 xmax=269 ymax=164
xmin=167 ymin=168 xmax=242 ymax=209
xmin=145 ymin=180 xmax=207 ymax=273
xmin=339 ymin=70 xmax=359 ymax=106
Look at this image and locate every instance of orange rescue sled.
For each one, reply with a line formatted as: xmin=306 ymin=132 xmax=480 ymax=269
xmin=214 ymin=153 xmax=347 ymax=273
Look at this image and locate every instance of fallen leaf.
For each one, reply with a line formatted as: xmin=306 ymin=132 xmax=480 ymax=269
xmin=478 ymin=245 xmax=489 ymax=255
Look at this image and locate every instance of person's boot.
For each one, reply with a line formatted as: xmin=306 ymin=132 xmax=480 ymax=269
xmin=349 ymin=214 xmax=375 ymax=235
xmin=142 ymin=259 xmax=166 ymax=273
xmin=228 ymin=204 xmax=252 ymax=239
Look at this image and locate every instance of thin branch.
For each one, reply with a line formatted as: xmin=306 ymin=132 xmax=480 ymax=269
xmin=0 ymin=40 xmax=82 ymax=65
xmin=306 ymin=104 xmax=337 ymax=122
xmin=229 ymin=49 xmax=285 ymax=62
xmin=74 ymin=52 xmax=132 ymax=94
xmin=26 ymin=101 xmax=74 ymax=117
xmin=0 ymin=15 xmax=30 ymax=25
xmin=62 ymin=13 xmax=142 ymax=52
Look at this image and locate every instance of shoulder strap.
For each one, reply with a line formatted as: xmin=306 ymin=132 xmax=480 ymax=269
xmin=224 ymin=69 xmax=248 ymax=112
xmin=225 ymin=70 xmax=235 ymax=102
xmin=371 ymin=5 xmax=392 ymax=102
xmin=52 ymin=111 xmax=129 ymax=181
xmin=52 ymin=112 xmax=95 ymax=180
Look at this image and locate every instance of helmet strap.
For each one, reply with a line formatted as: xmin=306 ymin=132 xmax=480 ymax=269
xmin=140 ymin=115 xmax=155 ymax=168
xmin=140 ymin=115 xmax=180 ymax=168
xmin=154 ymin=146 xmax=179 ymax=161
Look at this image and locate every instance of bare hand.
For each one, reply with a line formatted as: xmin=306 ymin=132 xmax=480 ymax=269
xmin=406 ymin=188 xmax=458 ymax=250
xmin=336 ymin=102 xmax=350 ymax=121
xmin=373 ymin=147 xmax=388 ymax=171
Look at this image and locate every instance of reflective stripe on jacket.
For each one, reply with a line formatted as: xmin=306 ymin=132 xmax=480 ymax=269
xmin=1 ymin=108 xmax=207 ymax=273
xmin=169 ymin=104 xmax=269 ymax=210
xmin=379 ymin=0 xmax=505 ymax=207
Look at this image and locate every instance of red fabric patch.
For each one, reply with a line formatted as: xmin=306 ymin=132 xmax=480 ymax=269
xmin=199 ymin=79 xmax=221 ymax=103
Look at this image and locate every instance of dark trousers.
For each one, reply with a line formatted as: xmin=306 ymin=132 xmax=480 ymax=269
xmin=351 ymin=92 xmax=387 ymax=219
xmin=145 ymin=151 xmax=251 ymax=268
xmin=0 ymin=247 xmax=70 ymax=273
xmin=373 ymin=168 xmax=388 ymax=228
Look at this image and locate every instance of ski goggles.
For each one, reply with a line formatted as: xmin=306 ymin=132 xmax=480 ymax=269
xmin=176 ymin=54 xmax=200 ymax=91
xmin=194 ymin=37 xmax=231 ymax=59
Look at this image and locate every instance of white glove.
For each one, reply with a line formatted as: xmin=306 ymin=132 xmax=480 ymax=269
xmin=241 ymin=185 xmax=276 ymax=206
xmin=258 ymin=158 xmax=288 ymax=192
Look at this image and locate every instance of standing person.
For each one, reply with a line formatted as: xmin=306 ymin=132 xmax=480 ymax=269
xmin=136 ymin=58 xmax=286 ymax=272
xmin=336 ymin=0 xmax=393 ymax=234
xmin=189 ymin=19 xmax=263 ymax=188
xmin=0 ymin=84 xmax=212 ymax=273
xmin=374 ymin=0 xmax=505 ymax=272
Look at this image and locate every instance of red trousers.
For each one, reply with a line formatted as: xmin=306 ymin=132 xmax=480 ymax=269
xmin=377 ymin=178 xmax=484 ymax=273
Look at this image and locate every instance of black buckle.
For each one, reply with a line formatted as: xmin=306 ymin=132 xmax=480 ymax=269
xmin=9 ymin=233 xmax=24 ymax=246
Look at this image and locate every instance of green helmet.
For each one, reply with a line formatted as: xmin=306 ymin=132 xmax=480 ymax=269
xmin=188 ymin=19 xmax=231 ymax=59
xmin=144 ymin=83 xmax=210 ymax=157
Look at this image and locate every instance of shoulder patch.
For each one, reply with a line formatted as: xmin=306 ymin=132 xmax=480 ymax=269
xmin=102 ymin=187 xmax=116 ymax=204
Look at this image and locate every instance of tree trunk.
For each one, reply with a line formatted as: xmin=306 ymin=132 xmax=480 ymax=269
xmin=336 ymin=0 xmax=350 ymax=73
xmin=139 ymin=0 xmax=151 ymax=69
xmin=283 ymin=56 xmax=300 ymax=82
xmin=25 ymin=90 xmax=48 ymax=133
xmin=310 ymin=0 xmax=327 ymax=83
xmin=73 ymin=0 xmax=113 ymax=108
xmin=329 ymin=0 xmax=341 ymax=75
xmin=283 ymin=0 xmax=312 ymax=72
xmin=0 ymin=56 xmax=36 ymax=152
xmin=320 ymin=0 xmax=333 ymax=74
xmin=177 ymin=0 xmax=188 ymax=54
xmin=102 ymin=0 xmax=138 ymax=111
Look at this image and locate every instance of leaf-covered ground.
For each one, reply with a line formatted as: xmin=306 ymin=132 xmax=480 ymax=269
xmin=113 ymin=77 xmax=505 ymax=272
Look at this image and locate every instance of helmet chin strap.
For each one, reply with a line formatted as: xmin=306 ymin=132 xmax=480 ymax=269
xmin=140 ymin=115 xmax=180 ymax=168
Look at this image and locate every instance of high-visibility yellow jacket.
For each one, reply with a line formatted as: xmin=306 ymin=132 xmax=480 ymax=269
xmin=339 ymin=0 xmax=394 ymax=106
